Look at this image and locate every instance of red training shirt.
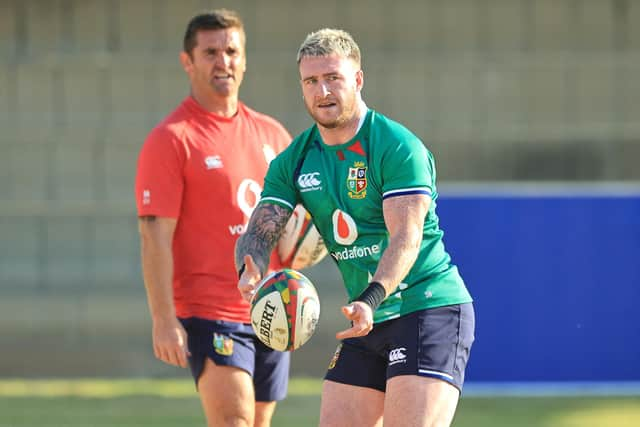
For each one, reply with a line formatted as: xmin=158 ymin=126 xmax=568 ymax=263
xmin=135 ymin=96 xmax=291 ymax=323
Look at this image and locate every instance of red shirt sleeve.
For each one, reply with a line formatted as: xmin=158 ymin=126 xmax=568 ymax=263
xmin=134 ymin=126 xmax=185 ymax=218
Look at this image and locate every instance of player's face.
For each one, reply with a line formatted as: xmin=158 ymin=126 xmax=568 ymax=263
xmin=299 ymin=55 xmax=363 ymax=129
xmin=183 ymin=28 xmax=246 ymax=99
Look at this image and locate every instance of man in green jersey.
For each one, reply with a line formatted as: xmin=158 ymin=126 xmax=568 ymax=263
xmin=236 ymin=28 xmax=474 ymax=427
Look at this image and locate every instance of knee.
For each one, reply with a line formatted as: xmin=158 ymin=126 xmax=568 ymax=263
xmin=206 ymin=412 xmax=253 ymax=427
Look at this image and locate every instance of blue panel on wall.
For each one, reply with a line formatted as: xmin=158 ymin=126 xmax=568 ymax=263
xmin=436 ymin=191 xmax=640 ymax=382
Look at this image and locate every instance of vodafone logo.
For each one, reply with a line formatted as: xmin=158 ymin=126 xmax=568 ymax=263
xmin=237 ymin=179 xmax=262 ymax=217
xmin=298 ymin=172 xmax=322 ymax=192
xmin=230 ymin=179 xmax=262 ymax=235
xmin=332 ymin=210 xmax=358 ymax=245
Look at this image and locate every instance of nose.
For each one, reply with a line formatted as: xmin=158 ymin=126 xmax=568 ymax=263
xmin=319 ymin=82 xmax=331 ymax=97
xmin=215 ymin=52 xmax=231 ymax=68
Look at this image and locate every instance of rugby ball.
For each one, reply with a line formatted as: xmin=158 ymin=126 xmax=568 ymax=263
xmin=278 ymin=205 xmax=327 ymax=270
xmin=250 ymin=269 xmax=320 ymax=352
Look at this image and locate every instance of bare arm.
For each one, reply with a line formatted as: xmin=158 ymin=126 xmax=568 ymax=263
xmin=374 ymin=193 xmax=430 ymax=293
xmin=336 ymin=194 xmax=430 ymax=339
xmin=235 ymin=203 xmax=292 ymax=300
xmin=138 ymin=215 xmax=189 ymax=368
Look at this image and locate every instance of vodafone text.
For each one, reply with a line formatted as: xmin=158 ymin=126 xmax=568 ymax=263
xmin=229 ymin=223 xmax=248 ymax=235
xmin=330 ymin=244 xmax=381 ymax=261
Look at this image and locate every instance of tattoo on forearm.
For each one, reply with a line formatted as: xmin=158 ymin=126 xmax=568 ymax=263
xmin=236 ymin=204 xmax=291 ymax=275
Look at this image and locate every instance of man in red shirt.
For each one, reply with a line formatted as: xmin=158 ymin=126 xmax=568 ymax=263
xmin=135 ymin=10 xmax=291 ymax=427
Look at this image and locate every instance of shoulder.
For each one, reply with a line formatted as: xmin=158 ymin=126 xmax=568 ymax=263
xmin=277 ymin=126 xmax=317 ymax=160
xmin=146 ymin=99 xmax=194 ymax=144
xmin=368 ymin=110 xmax=429 ymax=155
xmin=240 ymin=103 xmax=291 ymax=138
xmin=370 ymin=110 xmax=420 ymax=144
xmin=141 ymin=100 xmax=192 ymax=158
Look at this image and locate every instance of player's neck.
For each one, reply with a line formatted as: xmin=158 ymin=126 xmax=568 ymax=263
xmin=318 ymin=99 xmax=368 ymax=146
xmin=190 ymin=90 xmax=239 ymax=118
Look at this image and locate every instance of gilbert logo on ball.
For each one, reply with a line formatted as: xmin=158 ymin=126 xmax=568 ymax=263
xmin=250 ymin=268 xmax=320 ymax=352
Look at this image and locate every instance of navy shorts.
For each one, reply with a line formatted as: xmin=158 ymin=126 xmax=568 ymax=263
xmin=179 ymin=317 xmax=290 ymax=402
xmin=325 ymin=303 xmax=475 ymax=392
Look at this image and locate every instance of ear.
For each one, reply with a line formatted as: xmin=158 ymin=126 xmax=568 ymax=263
xmin=355 ymin=69 xmax=364 ymax=92
xmin=179 ymin=51 xmax=193 ymax=74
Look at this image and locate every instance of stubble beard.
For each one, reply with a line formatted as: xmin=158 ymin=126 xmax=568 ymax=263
xmin=209 ymin=77 xmax=237 ymax=98
xmin=307 ymin=95 xmax=358 ymax=130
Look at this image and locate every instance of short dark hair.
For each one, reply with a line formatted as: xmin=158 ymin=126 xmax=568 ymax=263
xmin=183 ymin=9 xmax=245 ymax=56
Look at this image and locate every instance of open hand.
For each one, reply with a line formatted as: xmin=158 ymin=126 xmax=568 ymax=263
xmin=335 ymin=302 xmax=374 ymax=340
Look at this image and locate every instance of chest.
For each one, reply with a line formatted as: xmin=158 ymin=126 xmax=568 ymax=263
xmin=182 ymin=121 xmax=277 ymax=187
xmin=296 ymin=144 xmax=383 ymax=227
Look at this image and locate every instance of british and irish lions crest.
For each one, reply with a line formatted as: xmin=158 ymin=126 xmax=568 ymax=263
xmin=347 ymin=161 xmax=367 ymax=199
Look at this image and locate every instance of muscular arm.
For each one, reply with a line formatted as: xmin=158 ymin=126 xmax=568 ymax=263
xmin=336 ymin=194 xmax=431 ymax=340
xmin=235 ymin=203 xmax=291 ymax=301
xmin=374 ymin=194 xmax=431 ymax=295
xmin=234 ymin=203 xmax=292 ymax=276
xmin=138 ymin=215 xmax=188 ymax=368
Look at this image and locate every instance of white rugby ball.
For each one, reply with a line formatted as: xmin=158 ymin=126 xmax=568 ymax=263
xmin=278 ymin=205 xmax=327 ymax=270
xmin=250 ymin=269 xmax=321 ymax=352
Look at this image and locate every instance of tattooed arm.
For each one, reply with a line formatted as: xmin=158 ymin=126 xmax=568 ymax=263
xmin=235 ymin=203 xmax=292 ymax=301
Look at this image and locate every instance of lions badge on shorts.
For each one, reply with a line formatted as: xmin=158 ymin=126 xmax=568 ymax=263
xmin=328 ymin=344 xmax=342 ymax=370
xmin=213 ymin=333 xmax=234 ymax=356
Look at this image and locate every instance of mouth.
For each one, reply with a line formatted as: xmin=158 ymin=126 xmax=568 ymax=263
xmin=317 ymin=101 xmax=337 ymax=109
xmin=213 ymin=73 xmax=234 ymax=81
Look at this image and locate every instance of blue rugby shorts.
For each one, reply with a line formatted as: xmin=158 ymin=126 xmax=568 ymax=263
xmin=324 ymin=303 xmax=475 ymax=392
xmin=179 ymin=317 xmax=290 ymax=402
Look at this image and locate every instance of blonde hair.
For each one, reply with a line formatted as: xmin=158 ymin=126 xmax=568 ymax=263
xmin=296 ymin=28 xmax=361 ymax=66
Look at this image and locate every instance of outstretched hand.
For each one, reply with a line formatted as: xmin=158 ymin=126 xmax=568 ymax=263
xmin=238 ymin=255 xmax=263 ymax=302
xmin=335 ymin=302 xmax=374 ymax=340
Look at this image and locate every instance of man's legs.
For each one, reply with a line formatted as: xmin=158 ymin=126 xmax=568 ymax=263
xmin=385 ymin=376 xmax=460 ymax=427
xmin=254 ymin=402 xmax=277 ymax=427
xmin=319 ymin=380 xmax=384 ymax=427
xmin=182 ymin=319 xmax=288 ymax=427
xmin=197 ymin=358 xmax=281 ymax=427
xmin=198 ymin=358 xmax=255 ymax=427
xmin=252 ymin=339 xmax=289 ymax=427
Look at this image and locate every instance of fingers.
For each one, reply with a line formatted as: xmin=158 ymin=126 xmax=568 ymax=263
xmin=341 ymin=305 xmax=356 ymax=318
xmin=155 ymin=341 xmax=190 ymax=368
xmin=152 ymin=322 xmax=190 ymax=368
xmin=239 ymin=255 xmax=263 ymax=302
xmin=238 ymin=279 xmax=257 ymax=302
xmin=244 ymin=255 xmax=260 ymax=274
xmin=335 ymin=303 xmax=374 ymax=340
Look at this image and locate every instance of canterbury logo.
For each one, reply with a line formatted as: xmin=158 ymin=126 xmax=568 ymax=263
xmin=388 ymin=347 xmax=407 ymax=364
xmin=298 ymin=172 xmax=321 ymax=189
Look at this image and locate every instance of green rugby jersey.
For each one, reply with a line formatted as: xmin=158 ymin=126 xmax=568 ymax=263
xmin=261 ymin=109 xmax=472 ymax=323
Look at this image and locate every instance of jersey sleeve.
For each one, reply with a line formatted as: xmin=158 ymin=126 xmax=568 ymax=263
xmin=260 ymin=148 xmax=299 ymax=211
xmin=134 ymin=126 xmax=184 ymax=218
xmin=380 ymin=136 xmax=435 ymax=200
xmin=273 ymin=121 xmax=292 ymax=154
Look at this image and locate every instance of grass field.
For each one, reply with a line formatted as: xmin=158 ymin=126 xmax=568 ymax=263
xmin=1 ymin=378 xmax=639 ymax=427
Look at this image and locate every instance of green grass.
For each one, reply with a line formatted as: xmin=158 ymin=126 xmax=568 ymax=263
xmin=1 ymin=378 xmax=639 ymax=427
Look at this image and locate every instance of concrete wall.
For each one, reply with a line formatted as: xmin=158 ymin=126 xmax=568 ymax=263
xmin=1 ymin=0 xmax=639 ymax=377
